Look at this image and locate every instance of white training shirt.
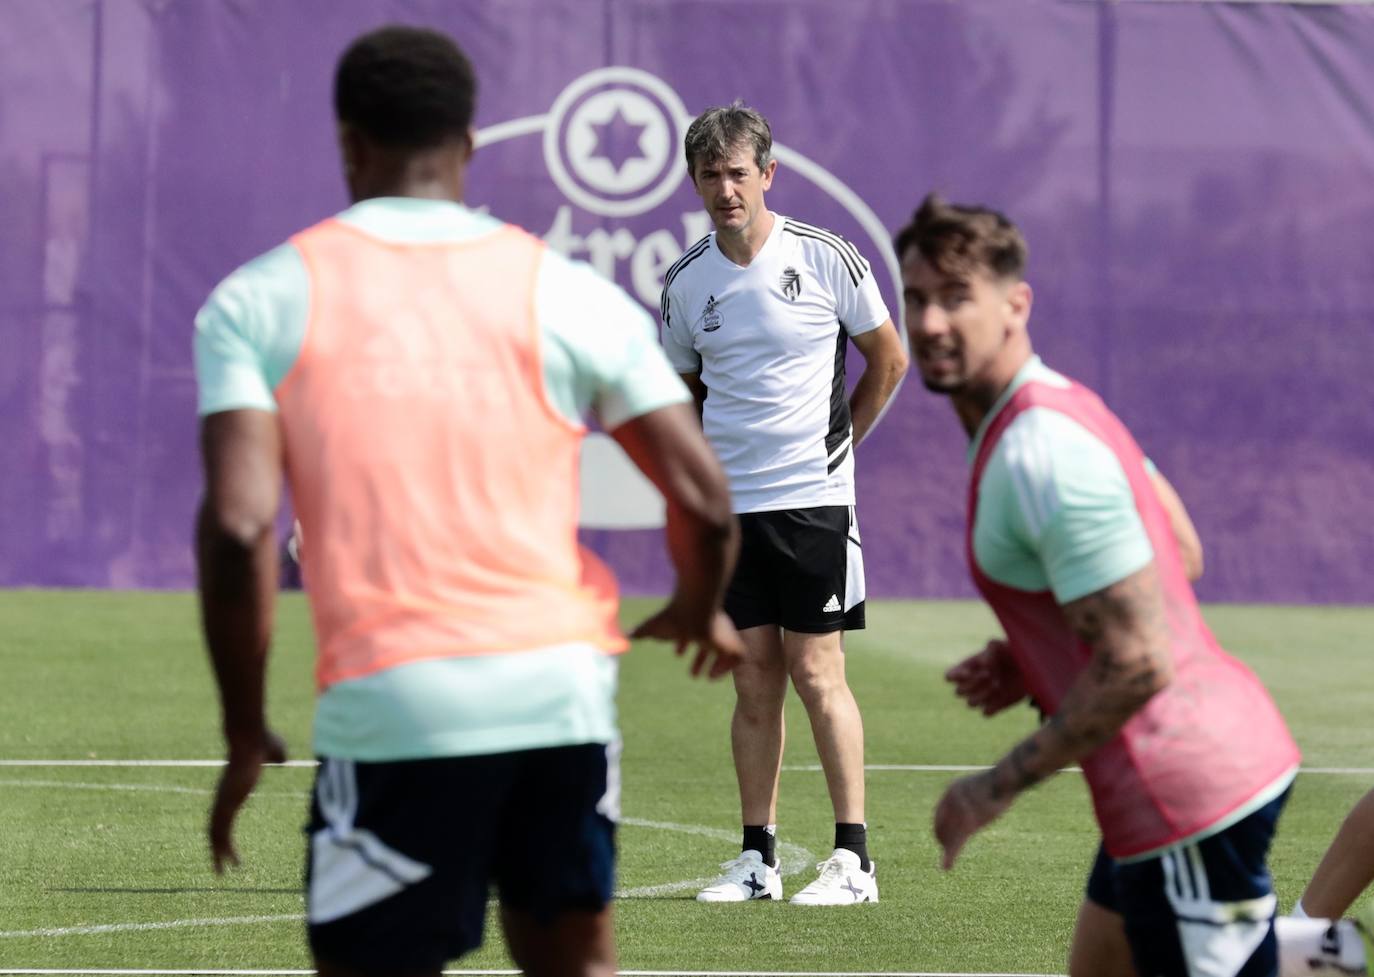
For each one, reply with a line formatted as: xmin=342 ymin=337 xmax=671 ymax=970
xmin=660 ymin=213 xmax=890 ymax=513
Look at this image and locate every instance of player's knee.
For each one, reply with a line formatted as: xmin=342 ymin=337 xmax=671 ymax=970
xmin=734 ymin=659 xmax=788 ymax=705
xmin=788 ymin=657 xmax=846 ymax=706
xmin=733 ymin=686 xmax=785 ymax=723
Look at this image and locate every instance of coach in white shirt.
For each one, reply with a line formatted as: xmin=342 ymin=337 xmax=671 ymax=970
xmin=660 ymin=101 xmax=908 ymax=906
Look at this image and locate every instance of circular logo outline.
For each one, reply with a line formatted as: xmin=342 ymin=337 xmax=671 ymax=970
xmin=543 ymin=67 xmax=690 ymax=218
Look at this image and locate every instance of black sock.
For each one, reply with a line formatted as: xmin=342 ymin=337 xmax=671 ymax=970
xmin=742 ymin=825 xmax=776 ymax=866
xmin=835 ymin=822 xmax=870 ymax=871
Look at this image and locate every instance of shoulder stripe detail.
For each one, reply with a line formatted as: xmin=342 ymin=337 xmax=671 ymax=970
xmin=785 ymin=217 xmax=868 ymax=270
xmin=783 ymin=222 xmax=867 ymax=286
xmin=783 ymin=218 xmax=869 ymax=276
xmin=662 ymin=236 xmax=711 ymax=288
xmin=659 ymin=236 xmax=712 ymax=321
xmin=786 ymin=226 xmax=861 ymax=286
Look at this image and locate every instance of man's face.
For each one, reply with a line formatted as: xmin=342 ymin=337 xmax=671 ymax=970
xmin=901 ymin=246 xmax=1023 ymax=394
xmin=692 ymin=144 xmax=776 ymax=235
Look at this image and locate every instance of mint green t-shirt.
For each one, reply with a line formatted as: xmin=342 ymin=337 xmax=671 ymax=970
xmin=193 ymin=198 xmax=689 ymax=761
xmin=969 ymin=357 xmax=1155 ymax=603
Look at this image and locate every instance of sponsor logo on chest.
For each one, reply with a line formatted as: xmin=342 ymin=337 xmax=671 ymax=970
xmin=702 ymin=294 xmax=724 ymax=332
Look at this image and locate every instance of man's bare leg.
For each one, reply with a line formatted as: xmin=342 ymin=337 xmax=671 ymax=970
xmin=500 ymin=905 xmax=616 ymax=977
xmin=784 ymin=629 xmax=864 ymax=824
xmin=1299 ymin=787 xmax=1374 ymax=918
xmin=782 ymin=628 xmax=877 ymax=903
xmin=315 ymin=962 xmax=440 ymax=977
xmin=731 ymin=625 xmax=788 ymax=826
xmin=696 ymin=625 xmax=789 ymax=902
xmin=1067 ymin=899 xmax=1137 ymax=977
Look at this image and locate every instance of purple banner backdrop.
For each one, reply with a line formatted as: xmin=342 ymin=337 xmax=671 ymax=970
xmin=2 ymin=0 xmax=1372 ymax=602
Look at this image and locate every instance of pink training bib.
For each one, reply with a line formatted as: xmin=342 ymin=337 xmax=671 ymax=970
xmin=968 ymin=378 xmax=1298 ymax=857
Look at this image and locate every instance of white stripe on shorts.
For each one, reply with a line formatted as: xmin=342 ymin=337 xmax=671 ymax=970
xmin=844 ymin=507 xmax=865 ymax=612
xmin=1160 ymin=843 xmax=1275 ymax=977
xmin=308 ymin=758 xmax=433 ymax=925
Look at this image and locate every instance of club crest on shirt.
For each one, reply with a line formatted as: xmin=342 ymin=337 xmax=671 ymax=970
xmin=780 ymin=266 xmax=802 ymax=301
xmin=702 ymin=294 xmax=724 ymax=332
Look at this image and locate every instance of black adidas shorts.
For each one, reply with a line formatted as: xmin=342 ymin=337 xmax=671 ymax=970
xmin=305 ymin=742 xmax=618 ymax=971
xmin=725 ymin=505 xmax=865 ymax=634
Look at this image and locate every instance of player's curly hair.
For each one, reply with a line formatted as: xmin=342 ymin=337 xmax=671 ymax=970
xmin=894 ymin=194 xmax=1028 ymax=280
xmin=684 ymin=100 xmax=773 ymax=178
xmin=334 ymin=25 xmax=477 ymax=150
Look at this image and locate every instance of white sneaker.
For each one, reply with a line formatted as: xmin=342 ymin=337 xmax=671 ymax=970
xmin=695 ymin=850 xmax=782 ymax=902
xmin=788 ymin=848 xmax=878 ymax=905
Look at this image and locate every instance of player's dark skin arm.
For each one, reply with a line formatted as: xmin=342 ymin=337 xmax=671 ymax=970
xmin=934 ymin=561 xmax=1175 ymax=868
xmin=679 ymin=371 xmax=708 ymax=423
xmin=848 ymin=320 xmax=909 ymax=445
xmin=195 ymin=408 xmax=288 ymax=873
xmin=611 ymin=401 xmax=745 ymax=676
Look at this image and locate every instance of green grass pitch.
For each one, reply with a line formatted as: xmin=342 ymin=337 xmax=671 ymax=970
xmin=0 ymin=590 xmax=1369 ymax=973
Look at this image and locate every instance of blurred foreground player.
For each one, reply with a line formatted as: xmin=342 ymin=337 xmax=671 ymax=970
xmin=898 ymin=193 xmax=1305 ymax=977
xmin=194 ymin=25 xmax=742 ymax=977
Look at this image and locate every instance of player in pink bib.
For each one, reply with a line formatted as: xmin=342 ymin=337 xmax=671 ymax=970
xmin=896 ymin=194 xmax=1305 ymax=977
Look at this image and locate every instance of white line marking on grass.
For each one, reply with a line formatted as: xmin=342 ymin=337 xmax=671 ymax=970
xmin=2 ymin=760 xmax=1370 ymax=777
xmin=0 ymin=915 xmax=301 ymax=939
xmin=0 ymin=760 xmax=320 ymax=768
xmin=0 ymin=779 xmax=306 ymax=799
xmin=783 ymin=763 xmax=1374 ymax=776
xmin=0 ymin=779 xmax=213 ymax=795
xmin=611 ymin=972 xmax=1063 ymax=976
xmin=0 ymin=972 xmax=1065 ymax=977
xmin=0 ymin=818 xmax=810 ymax=938
xmin=0 ymin=972 xmax=311 ymax=976
xmin=615 ymin=818 xmax=815 ymax=898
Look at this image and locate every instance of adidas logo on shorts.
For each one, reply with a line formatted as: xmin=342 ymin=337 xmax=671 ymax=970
xmin=823 ymin=594 xmax=842 ymax=613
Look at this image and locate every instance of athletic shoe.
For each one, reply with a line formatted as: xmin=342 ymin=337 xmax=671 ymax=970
xmin=695 ymin=850 xmax=782 ymax=902
xmin=788 ymin=848 xmax=878 ymax=905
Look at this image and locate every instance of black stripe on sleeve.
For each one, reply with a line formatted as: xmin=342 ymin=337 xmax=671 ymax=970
xmin=659 ymin=235 xmax=712 ymax=323
xmin=785 ymin=217 xmax=868 ymax=270
xmin=786 ymin=226 xmax=861 ymax=286
xmin=782 ymin=222 xmax=870 ymax=287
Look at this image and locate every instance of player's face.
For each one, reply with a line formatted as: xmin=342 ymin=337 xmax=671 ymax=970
xmin=901 ymin=247 xmax=1019 ymax=395
xmin=692 ymin=145 xmax=776 ymax=236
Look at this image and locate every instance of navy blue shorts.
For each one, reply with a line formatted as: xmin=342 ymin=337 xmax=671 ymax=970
xmin=1085 ymin=790 xmax=1290 ymax=977
xmin=304 ymin=742 xmax=618 ymax=972
xmin=725 ymin=505 xmax=866 ymax=633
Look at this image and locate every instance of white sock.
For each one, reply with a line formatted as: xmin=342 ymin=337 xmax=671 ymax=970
xmin=1276 ymin=915 xmax=1367 ymax=975
xmin=1292 ymin=898 xmax=1310 ymax=919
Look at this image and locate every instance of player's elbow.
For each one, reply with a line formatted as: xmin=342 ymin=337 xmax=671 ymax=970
xmin=1179 ymin=544 xmax=1204 ymax=583
xmin=888 ymin=334 xmax=911 ymax=376
xmin=196 ymin=496 xmax=275 ymax=555
xmin=1132 ymin=647 xmax=1175 ymax=705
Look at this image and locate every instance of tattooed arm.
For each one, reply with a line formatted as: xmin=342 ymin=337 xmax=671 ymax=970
xmin=934 ymin=561 xmax=1174 ymax=869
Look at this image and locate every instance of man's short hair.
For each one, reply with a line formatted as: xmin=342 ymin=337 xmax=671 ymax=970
xmin=683 ymin=100 xmax=773 ymax=178
xmin=894 ymin=193 xmax=1028 ymax=281
xmin=334 ymin=25 xmax=477 ymax=150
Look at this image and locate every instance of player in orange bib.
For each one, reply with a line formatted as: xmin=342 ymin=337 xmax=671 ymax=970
xmin=194 ymin=25 xmax=743 ymax=977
